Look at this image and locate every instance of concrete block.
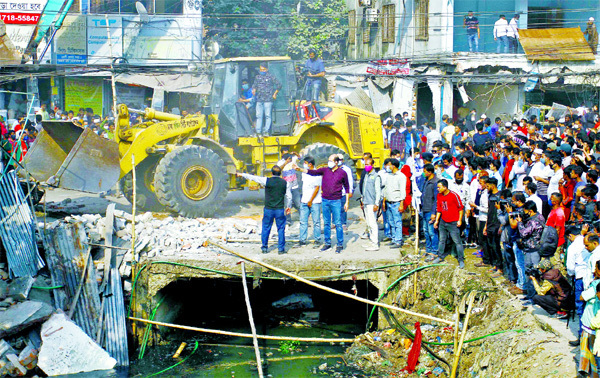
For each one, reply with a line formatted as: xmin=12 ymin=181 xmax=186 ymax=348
xmin=38 ymin=313 xmax=116 ymax=376
xmin=8 ymin=276 xmax=34 ymax=301
xmin=0 ymin=301 xmax=53 ymax=338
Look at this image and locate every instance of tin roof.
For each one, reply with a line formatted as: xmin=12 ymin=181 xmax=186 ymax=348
xmin=519 ymin=28 xmax=596 ymax=61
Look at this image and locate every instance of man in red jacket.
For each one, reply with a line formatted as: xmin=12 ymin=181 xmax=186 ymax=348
xmin=429 ymin=179 xmax=465 ymax=269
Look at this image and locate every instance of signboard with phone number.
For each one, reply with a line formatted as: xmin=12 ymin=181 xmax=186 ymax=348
xmin=0 ymin=13 xmax=40 ymax=24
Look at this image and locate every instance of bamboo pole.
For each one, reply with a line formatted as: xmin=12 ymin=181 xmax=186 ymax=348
xmin=131 ymin=154 xmax=137 ymax=339
xmin=128 ymin=317 xmax=355 ymax=343
xmin=451 ymin=292 xmax=476 ymax=378
xmin=208 ymin=241 xmax=453 ymax=325
xmin=240 ymin=262 xmax=264 ymax=378
xmin=206 ymin=355 xmax=345 ymax=369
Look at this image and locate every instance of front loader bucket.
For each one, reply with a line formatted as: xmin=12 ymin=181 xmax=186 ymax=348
xmin=23 ymin=121 xmax=120 ymax=193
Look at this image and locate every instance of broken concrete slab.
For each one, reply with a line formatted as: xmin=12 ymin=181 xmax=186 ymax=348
xmin=8 ymin=276 xmax=35 ymax=301
xmin=38 ymin=313 xmax=116 ymax=376
xmin=0 ymin=301 xmax=53 ymax=338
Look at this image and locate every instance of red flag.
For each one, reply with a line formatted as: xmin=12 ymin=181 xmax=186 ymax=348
xmin=403 ymin=322 xmax=422 ymax=373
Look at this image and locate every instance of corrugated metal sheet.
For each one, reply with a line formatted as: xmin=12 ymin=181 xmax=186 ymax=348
xmin=367 ymin=79 xmax=393 ymax=115
xmin=102 ymin=268 xmax=129 ymax=366
xmin=45 ymin=222 xmax=102 ymax=338
xmin=342 ymin=87 xmax=373 ymax=113
xmin=519 ymin=28 xmax=596 ymax=61
xmin=0 ymin=170 xmax=44 ymax=277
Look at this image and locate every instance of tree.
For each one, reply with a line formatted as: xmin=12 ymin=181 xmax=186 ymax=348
xmin=202 ymin=0 xmax=348 ymax=59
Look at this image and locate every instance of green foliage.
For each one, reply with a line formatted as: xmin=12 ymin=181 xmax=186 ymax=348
xmin=203 ymin=0 xmax=348 ymax=59
xmin=278 ymin=340 xmax=301 ymax=354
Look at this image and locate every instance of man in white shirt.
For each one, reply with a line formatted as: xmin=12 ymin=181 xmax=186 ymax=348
xmin=299 ymin=156 xmax=322 ymax=246
xmin=493 ymin=14 xmax=509 ymax=54
xmin=566 ymin=227 xmax=590 ymax=342
xmin=524 ymin=181 xmax=543 ymax=215
xmin=277 ymin=150 xmax=301 ymax=226
xmin=338 ymin=154 xmax=354 ymax=231
xmin=508 ymin=14 xmax=520 ymax=53
xmin=425 ymin=128 xmax=442 ymax=152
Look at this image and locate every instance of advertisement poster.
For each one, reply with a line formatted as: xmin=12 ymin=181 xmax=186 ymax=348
xmin=367 ymin=59 xmax=410 ymax=76
xmin=55 ymin=15 xmax=87 ymax=65
xmin=87 ymin=16 xmax=122 ymax=65
xmin=64 ymin=78 xmax=103 ymax=115
xmin=2 ymin=0 xmax=48 ymax=54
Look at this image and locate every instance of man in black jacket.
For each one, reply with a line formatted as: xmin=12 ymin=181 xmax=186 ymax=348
xmin=419 ymin=164 xmax=438 ymax=257
xmin=238 ymin=166 xmax=291 ymax=254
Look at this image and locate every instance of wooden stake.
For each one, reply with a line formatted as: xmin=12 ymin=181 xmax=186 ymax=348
xmin=240 ymin=262 xmax=264 ymax=378
xmin=451 ymin=292 xmax=476 ymax=378
xmin=129 ymin=317 xmax=355 ymax=342
xmin=208 ymin=241 xmax=453 ymax=325
xmin=131 ymin=154 xmax=137 ymax=339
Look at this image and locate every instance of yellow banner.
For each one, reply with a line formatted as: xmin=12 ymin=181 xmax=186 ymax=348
xmin=64 ymin=77 xmax=103 ymax=115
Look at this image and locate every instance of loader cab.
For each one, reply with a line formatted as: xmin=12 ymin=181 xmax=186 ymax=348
xmin=210 ymin=57 xmax=298 ymax=144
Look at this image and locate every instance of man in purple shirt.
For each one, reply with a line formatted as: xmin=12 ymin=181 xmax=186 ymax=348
xmin=296 ymin=154 xmax=349 ymax=253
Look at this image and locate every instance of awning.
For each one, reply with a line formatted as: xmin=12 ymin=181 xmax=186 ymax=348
xmin=519 ymin=28 xmax=596 ymax=61
xmin=114 ymin=73 xmax=211 ymax=94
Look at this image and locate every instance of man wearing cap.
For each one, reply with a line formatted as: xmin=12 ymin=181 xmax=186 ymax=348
xmin=530 ymin=258 xmax=572 ymax=317
xmin=464 ymin=10 xmax=480 ymax=53
xmin=585 ymin=17 xmax=598 ymax=54
xmin=493 ymin=15 xmax=509 ymax=54
xmin=304 ymin=49 xmax=325 ymax=101
xmin=559 ymin=142 xmax=572 ymax=167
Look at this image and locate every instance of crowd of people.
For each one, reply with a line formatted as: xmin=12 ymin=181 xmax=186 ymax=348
xmin=241 ymin=104 xmax=600 ymax=375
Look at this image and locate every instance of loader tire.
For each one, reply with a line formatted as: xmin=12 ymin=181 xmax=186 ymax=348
xmin=154 ymin=145 xmax=228 ymax=218
xmin=120 ymin=156 xmax=165 ymax=212
xmin=299 ymin=143 xmax=357 ymax=181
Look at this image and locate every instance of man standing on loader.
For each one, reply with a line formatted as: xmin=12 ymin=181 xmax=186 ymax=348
xmin=252 ymin=62 xmax=282 ymax=136
xmin=304 ymin=49 xmax=325 ymax=101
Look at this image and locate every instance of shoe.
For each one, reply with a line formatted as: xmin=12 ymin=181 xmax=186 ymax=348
xmin=330 ymin=224 xmax=336 ymax=229
xmin=261 ymin=247 xmax=268 ymax=254
xmin=298 ymin=241 xmax=308 ymax=246
xmin=360 ymin=232 xmax=369 ymax=240
xmin=474 ymin=262 xmax=489 ymax=268
xmin=342 ymin=225 xmax=348 ymax=232
xmin=521 ymin=300 xmax=533 ymax=307
xmin=278 ymin=249 xmax=287 ymax=255
xmin=365 ymin=245 xmax=380 ymax=251
xmin=509 ymin=286 xmax=524 ymax=295
xmin=431 ymin=257 xmax=443 ymax=264
xmin=382 ymin=237 xmax=392 ymax=242
xmin=459 ymin=261 xmax=465 ymax=269
xmin=320 ymin=244 xmax=332 ymax=252
xmin=335 ymin=245 xmax=343 ymax=253
xmin=554 ymin=311 xmax=569 ymax=319
xmin=569 ymin=339 xmax=581 ymax=347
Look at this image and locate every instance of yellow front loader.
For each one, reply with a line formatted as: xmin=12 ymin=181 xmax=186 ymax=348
xmin=24 ymin=57 xmax=387 ymax=218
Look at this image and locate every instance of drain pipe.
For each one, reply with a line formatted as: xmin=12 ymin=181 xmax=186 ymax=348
xmin=240 ymin=261 xmax=264 ymax=378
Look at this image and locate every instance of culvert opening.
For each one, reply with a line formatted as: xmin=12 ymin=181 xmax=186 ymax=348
xmin=157 ymin=277 xmax=380 ymax=332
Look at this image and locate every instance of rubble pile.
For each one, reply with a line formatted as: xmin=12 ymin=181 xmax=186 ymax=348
xmin=56 ymin=211 xmax=260 ymax=260
xmin=344 ymin=265 xmax=575 ymax=377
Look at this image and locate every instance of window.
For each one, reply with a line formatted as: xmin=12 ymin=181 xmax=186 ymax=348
xmin=528 ymin=7 xmax=564 ymax=29
xmin=348 ymin=10 xmax=356 ymax=44
xmin=381 ymin=4 xmax=395 ymax=43
xmin=415 ymin=0 xmax=429 ymax=41
xmin=155 ymin=0 xmax=183 ymax=14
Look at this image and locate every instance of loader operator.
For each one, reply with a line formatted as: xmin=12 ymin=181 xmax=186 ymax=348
xmin=237 ymin=166 xmax=292 ymax=254
xmin=252 ymin=62 xmax=282 ymax=136
xmin=304 ymin=49 xmax=325 ymax=102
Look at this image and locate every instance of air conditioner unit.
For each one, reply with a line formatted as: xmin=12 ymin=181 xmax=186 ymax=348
xmin=366 ymin=8 xmax=378 ymax=23
xmin=360 ymin=0 xmax=372 ymax=7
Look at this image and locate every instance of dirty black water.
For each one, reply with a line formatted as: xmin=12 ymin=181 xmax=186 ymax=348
xmin=129 ymin=324 xmax=366 ymax=377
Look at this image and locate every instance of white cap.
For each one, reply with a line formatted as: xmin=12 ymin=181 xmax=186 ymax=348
xmin=590 ymin=17 xmax=595 ymax=22
xmin=534 ymin=148 xmax=543 ymax=155
xmin=481 ymin=114 xmax=487 ymax=119
xmin=558 ymin=118 xmax=565 ymax=123
xmin=505 ymin=121 xmax=512 ymax=127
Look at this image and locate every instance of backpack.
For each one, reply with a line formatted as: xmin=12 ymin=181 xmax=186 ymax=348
xmin=539 ymin=225 xmax=559 ymax=258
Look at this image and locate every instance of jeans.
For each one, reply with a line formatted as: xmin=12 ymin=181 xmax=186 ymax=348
xmin=256 ymin=101 xmax=273 ymax=135
xmin=423 ymin=211 xmax=438 ymax=254
xmin=383 ymin=208 xmax=392 ymax=238
xmin=487 ymin=229 xmax=503 ymax=269
xmin=340 ymin=197 xmax=348 ymax=225
xmin=523 ymin=251 xmax=541 ymax=300
xmin=507 ymin=36 xmax=517 ymax=53
xmin=305 ymin=79 xmax=321 ymax=101
xmin=386 ymin=202 xmax=403 ymax=244
xmin=286 ymin=187 xmax=302 ymax=225
xmin=438 ymin=220 xmax=465 ymax=262
xmin=299 ymin=202 xmax=321 ymax=243
xmin=532 ymin=294 xmax=560 ymax=315
xmin=575 ymin=278 xmax=584 ymax=338
xmin=513 ymin=242 xmax=526 ymax=289
xmin=467 ymin=34 xmax=479 ymax=52
xmin=262 ymin=208 xmax=286 ymax=251
xmin=322 ymin=198 xmax=343 ymax=247
xmin=502 ymin=242 xmax=518 ymax=282
xmin=478 ymin=220 xmax=490 ymax=264
xmin=496 ymin=35 xmax=508 ymax=53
